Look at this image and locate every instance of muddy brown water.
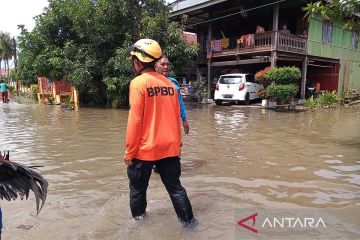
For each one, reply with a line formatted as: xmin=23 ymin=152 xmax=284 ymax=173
xmin=0 ymin=102 xmax=359 ymax=240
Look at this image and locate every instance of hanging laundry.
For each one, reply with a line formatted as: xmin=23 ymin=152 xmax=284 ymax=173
xmin=243 ymin=35 xmax=249 ymax=46
xmin=237 ymin=36 xmax=244 ymax=45
xmin=221 ymin=38 xmax=229 ymax=49
xmin=212 ymin=40 xmax=222 ymax=51
xmin=249 ymin=34 xmax=255 ymax=46
xmin=242 ymin=34 xmax=255 ymax=47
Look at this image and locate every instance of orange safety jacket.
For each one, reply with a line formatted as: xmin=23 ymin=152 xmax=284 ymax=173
xmin=125 ymin=71 xmax=181 ymax=161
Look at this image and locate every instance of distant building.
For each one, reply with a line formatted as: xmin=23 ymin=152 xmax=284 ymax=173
xmin=182 ymin=31 xmax=197 ymax=44
xmin=37 ymin=77 xmax=79 ymax=105
xmin=170 ymin=0 xmax=360 ymax=98
xmin=0 ymin=69 xmax=9 ymax=77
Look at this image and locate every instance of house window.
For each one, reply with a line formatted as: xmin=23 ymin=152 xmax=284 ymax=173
xmin=322 ymin=22 xmax=333 ymax=44
xmin=352 ymin=32 xmax=359 ymax=49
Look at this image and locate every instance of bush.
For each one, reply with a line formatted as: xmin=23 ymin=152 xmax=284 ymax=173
xmin=316 ymin=91 xmax=340 ymax=108
xmin=192 ymin=75 xmax=207 ymax=98
xmin=103 ymin=75 xmax=130 ymax=108
xmin=256 ymin=88 xmax=269 ymax=99
xmin=103 ymin=47 xmax=134 ymax=108
xmin=304 ymin=91 xmax=341 ymax=109
xmin=11 ymin=93 xmax=37 ymax=104
xmin=29 ymin=84 xmax=40 ymax=100
xmin=255 ymin=66 xmax=272 ymax=88
xmin=304 ymin=95 xmax=318 ymax=109
xmin=8 ymin=86 xmax=15 ymax=95
xmin=266 ymin=66 xmax=301 ymax=85
xmin=267 ymin=84 xmax=298 ymax=103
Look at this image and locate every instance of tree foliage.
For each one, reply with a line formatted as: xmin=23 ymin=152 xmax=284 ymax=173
xmin=0 ymin=32 xmax=14 ymax=78
xmin=266 ymin=66 xmax=301 ymax=85
xmin=267 ymin=84 xmax=299 ymax=102
xmin=255 ymin=66 xmax=272 ymax=88
xmin=303 ymin=0 xmax=360 ymax=32
xmin=17 ymin=0 xmax=198 ymax=106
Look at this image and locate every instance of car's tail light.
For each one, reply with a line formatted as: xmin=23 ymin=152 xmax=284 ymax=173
xmin=239 ymin=83 xmax=245 ymax=91
xmin=215 ymin=83 xmax=219 ymax=91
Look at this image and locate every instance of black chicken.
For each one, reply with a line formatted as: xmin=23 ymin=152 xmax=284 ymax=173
xmin=0 ymin=151 xmax=48 ymax=239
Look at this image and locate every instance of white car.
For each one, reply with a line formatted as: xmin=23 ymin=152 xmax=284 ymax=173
xmin=214 ymin=73 xmax=263 ymax=105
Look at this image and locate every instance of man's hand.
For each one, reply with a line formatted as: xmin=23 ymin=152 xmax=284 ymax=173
xmin=183 ymin=120 xmax=190 ymax=134
xmin=124 ymin=156 xmax=133 ymax=166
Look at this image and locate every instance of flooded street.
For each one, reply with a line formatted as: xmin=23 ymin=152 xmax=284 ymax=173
xmin=1 ymin=102 xmax=360 ymax=239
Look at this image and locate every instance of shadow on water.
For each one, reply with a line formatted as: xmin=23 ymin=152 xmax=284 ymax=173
xmin=1 ymin=102 xmax=360 ymax=239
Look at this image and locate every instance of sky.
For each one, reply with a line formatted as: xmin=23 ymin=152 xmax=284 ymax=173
xmin=0 ymin=0 xmax=49 ymax=37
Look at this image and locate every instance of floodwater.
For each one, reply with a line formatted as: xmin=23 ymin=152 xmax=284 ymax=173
xmin=0 ymin=102 xmax=359 ymax=240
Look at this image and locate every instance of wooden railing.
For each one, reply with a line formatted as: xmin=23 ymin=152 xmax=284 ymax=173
xmin=211 ymin=31 xmax=307 ymax=57
xmin=254 ymin=32 xmax=273 ymax=47
xmin=277 ymin=32 xmax=307 ymax=54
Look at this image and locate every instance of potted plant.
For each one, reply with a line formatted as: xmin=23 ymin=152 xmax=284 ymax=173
xmin=267 ymin=84 xmax=299 ymax=107
xmin=256 ymin=88 xmax=269 ymax=107
xmin=192 ymin=75 xmax=208 ymax=103
xmin=265 ymin=66 xmax=301 ymax=110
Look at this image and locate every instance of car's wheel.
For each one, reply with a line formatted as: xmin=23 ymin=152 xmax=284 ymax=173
xmin=244 ymin=93 xmax=250 ymax=105
xmin=215 ymin=100 xmax=223 ymax=106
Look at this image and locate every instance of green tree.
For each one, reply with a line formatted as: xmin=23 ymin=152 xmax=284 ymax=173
xmin=303 ymin=0 xmax=360 ymax=32
xmin=266 ymin=66 xmax=301 ymax=85
xmin=103 ymin=5 xmax=198 ymax=106
xmin=17 ymin=25 xmax=42 ymax=86
xmin=0 ymin=32 xmax=13 ymax=78
xmin=17 ymin=0 xmax=198 ymax=106
xmin=267 ymin=84 xmax=299 ymax=103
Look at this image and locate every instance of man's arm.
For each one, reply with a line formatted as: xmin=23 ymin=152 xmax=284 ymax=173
xmin=124 ymin=81 xmax=144 ymax=164
xmin=178 ymin=91 xmax=187 ymax=121
xmin=169 ymin=77 xmax=189 ymax=134
xmin=179 ymin=96 xmax=189 ymax=134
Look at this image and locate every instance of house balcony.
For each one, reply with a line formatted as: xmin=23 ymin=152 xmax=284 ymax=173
xmin=211 ymin=31 xmax=307 ymax=58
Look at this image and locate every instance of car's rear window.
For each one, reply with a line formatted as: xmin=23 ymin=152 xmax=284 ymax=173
xmin=219 ymin=76 xmax=243 ymax=84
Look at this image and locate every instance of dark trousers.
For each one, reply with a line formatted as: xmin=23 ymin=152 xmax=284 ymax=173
xmin=127 ymin=157 xmax=194 ymax=224
xmin=1 ymin=92 xmax=7 ymax=103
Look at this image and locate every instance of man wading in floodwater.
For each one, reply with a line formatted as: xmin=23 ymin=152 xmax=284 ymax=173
xmin=155 ymin=55 xmax=189 ymax=135
xmin=152 ymin=55 xmax=190 ymax=173
xmin=124 ymin=39 xmax=197 ymax=228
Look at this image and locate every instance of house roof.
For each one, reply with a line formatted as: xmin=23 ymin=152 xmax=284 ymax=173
xmin=170 ymin=0 xmax=303 ymax=28
xmin=182 ymin=32 xmax=197 ymax=44
xmin=170 ymin=0 xmax=229 ymax=17
xmin=0 ymin=69 xmax=9 ymax=77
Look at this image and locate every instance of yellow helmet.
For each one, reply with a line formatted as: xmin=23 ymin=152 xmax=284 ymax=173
xmin=130 ymin=39 xmax=162 ymax=63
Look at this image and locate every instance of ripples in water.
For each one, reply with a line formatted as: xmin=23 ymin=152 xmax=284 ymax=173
xmin=1 ymin=103 xmax=360 ymax=239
